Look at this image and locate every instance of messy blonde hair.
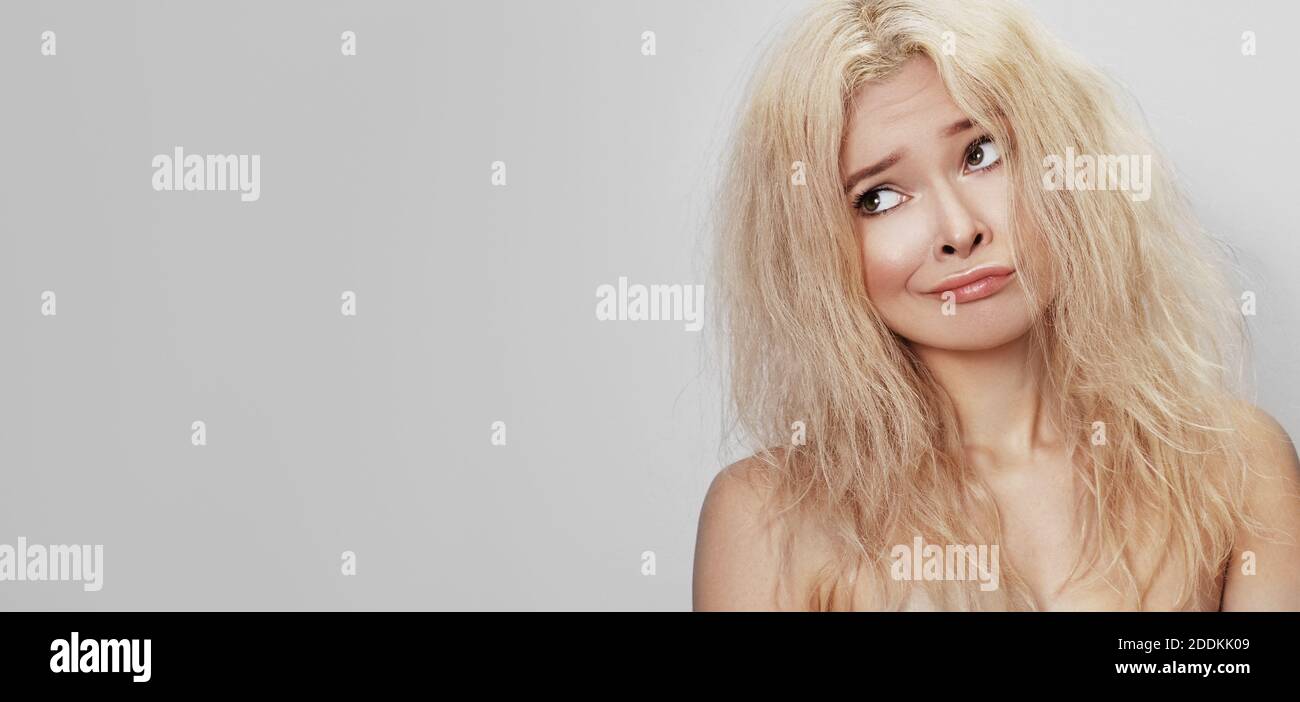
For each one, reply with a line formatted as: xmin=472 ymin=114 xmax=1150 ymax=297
xmin=712 ymin=0 xmax=1271 ymax=609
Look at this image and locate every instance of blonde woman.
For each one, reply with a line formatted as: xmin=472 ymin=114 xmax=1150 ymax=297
xmin=694 ymin=0 xmax=1300 ymax=611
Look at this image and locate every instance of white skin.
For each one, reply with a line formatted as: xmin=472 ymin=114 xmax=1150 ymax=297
xmin=694 ymin=54 xmax=1300 ymax=611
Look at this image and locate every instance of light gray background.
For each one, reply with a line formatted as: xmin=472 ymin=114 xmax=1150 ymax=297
xmin=0 ymin=0 xmax=1295 ymax=610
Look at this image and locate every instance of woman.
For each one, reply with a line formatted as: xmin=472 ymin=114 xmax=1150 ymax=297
xmin=694 ymin=0 xmax=1300 ymax=610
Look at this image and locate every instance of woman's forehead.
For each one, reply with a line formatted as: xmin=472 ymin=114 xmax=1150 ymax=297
xmin=846 ymin=57 xmax=958 ymax=134
xmin=842 ymin=57 xmax=972 ymax=170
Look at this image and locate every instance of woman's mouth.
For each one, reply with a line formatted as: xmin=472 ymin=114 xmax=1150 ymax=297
xmin=926 ymin=267 xmax=1016 ymax=304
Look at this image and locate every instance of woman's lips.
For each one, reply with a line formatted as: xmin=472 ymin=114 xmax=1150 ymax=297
xmin=927 ymin=270 xmax=1016 ymax=304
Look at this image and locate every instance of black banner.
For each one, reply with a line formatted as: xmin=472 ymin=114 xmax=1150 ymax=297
xmin=0 ymin=612 xmax=1289 ymax=690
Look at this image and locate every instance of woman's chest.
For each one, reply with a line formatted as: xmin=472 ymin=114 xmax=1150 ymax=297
xmin=873 ymin=461 xmax=1223 ymax=611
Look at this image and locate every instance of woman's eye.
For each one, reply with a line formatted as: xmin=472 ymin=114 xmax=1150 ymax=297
xmin=964 ymin=137 xmax=1000 ymax=172
xmin=856 ymin=187 xmax=907 ymax=215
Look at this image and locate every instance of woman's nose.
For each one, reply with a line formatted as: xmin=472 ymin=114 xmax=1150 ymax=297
xmin=931 ymin=183 xmax=990 ymax=259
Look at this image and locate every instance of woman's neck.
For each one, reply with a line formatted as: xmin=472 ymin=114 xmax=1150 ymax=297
xmin=911 ymin=334 xmax=1063 ymax=462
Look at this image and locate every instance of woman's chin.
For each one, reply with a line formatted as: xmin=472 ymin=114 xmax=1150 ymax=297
xmin=896 ymin=321 xmax=1034 ymax=352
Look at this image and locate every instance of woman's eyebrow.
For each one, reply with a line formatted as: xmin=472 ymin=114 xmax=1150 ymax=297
xmin=843 ymin=151 xmax=903 ymax=194
xmin=942 ymin=118 xmax=975 ymax=136
xmin=842 ymin=119 xmax=980 ymax=195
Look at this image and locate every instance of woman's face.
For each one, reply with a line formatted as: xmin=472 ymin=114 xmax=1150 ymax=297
xmin=840 ymin=55 xmax=1046 ymax=351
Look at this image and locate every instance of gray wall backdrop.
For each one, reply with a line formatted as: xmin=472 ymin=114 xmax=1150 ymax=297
xmin=0 ymin=0 xmax=1295 ymax=610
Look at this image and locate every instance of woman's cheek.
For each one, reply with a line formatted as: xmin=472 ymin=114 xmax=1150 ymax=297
xmin=969 ymin=171 xmax=1009 ymax=233
xmin=861 ymin=229 xmax=921 ymax=308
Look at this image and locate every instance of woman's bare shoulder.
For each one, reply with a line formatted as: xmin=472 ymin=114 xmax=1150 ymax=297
xmin=692 ymin=449 xmax=833 ymax=611
xmin=1221 ymin=401 xmax=1300 ymax=610
xmin=1231 ymin=401 xmax=1300 ymax=488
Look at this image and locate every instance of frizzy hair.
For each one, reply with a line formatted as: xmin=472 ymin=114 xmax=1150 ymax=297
xmin=710 ymin=0 xmax=1274 ymax=610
